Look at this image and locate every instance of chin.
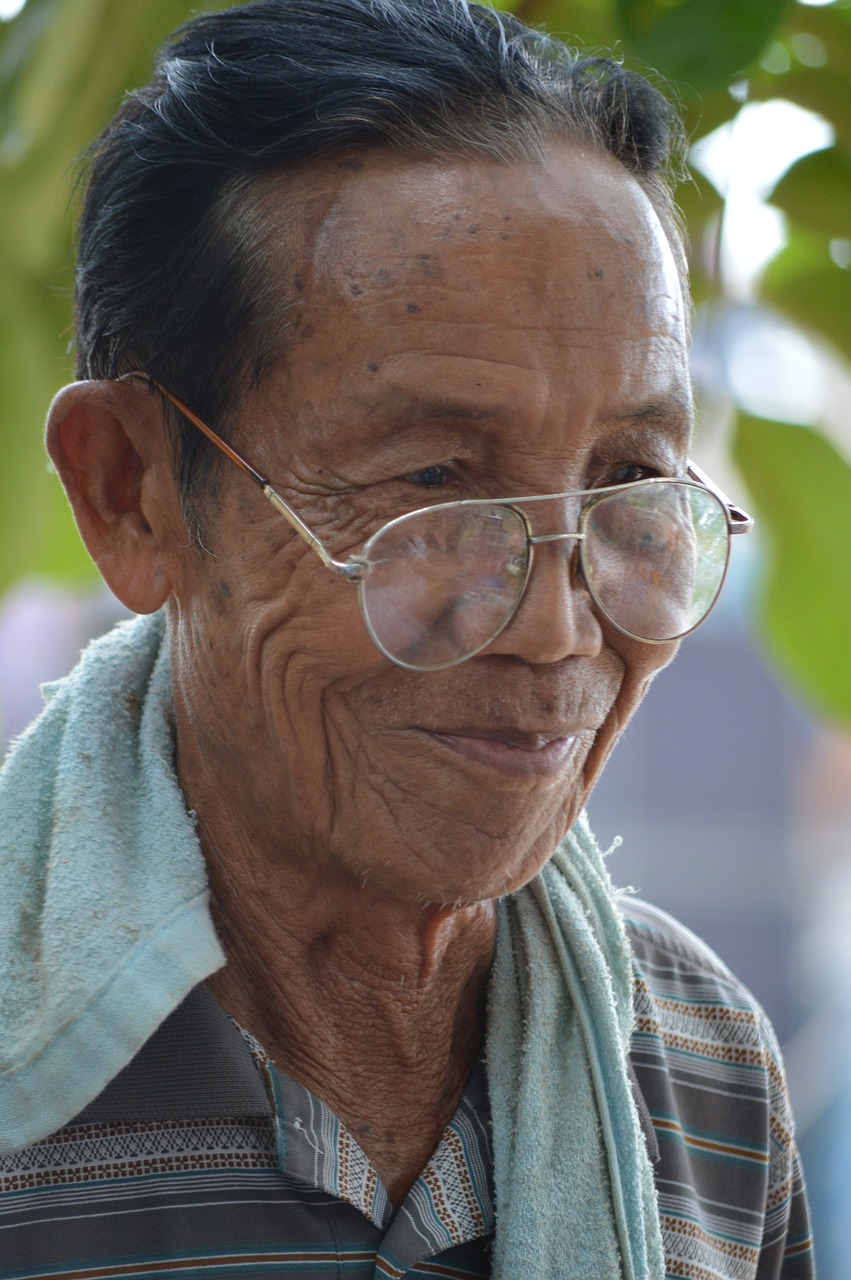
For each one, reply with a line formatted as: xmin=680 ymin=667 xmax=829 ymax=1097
xmin=411 ymin=820 xmax=573 ymax=908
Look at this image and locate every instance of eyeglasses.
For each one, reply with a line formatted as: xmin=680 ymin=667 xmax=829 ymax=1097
xmin=137 ymin=377 xmax=753 ymax=671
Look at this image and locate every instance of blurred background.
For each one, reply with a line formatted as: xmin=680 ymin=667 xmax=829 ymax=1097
xmin=1 ymin=0 xmax=849 ymax=1269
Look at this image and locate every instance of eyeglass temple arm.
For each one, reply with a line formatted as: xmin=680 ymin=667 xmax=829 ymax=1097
xmin=124 ymin=374 xmax=359 ymax=579
xmin=687 ymin=461 xmax=754 ymax=535
xmin=122 ymin=377 xmax=754 ymax=552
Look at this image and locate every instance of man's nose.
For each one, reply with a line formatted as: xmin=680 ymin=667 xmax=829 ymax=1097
xmin=484 ymin=537 xmax=604 ymax=665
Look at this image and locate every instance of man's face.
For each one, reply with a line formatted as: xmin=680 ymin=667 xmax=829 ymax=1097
xmin=167 ymin=139 xmax=692 ymax=906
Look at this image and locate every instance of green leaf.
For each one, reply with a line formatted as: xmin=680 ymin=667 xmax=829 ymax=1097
xmin=616 ymin=0 xmax=790 ymax=93
xmin=769 ymin=146 xmax=851 ymax=241
xmin=747 ymin=0 xmax=851 ymax=154
xmin=733 ymin=415 xmax=851 ymax=723
xmin=508 ymin=0 xmax=618 ymax=46
xmin=751 ymin=68 xmax=851 ymax=152
xmin=762 ymin=238 xmax=851 ymax=364
xmin=782 ymin=1 xmax=851 ymax=76
xmin=0 ymin=0 xmax=224 ymax=599
xmin=0 ymin=268 xmax=94 ymax=590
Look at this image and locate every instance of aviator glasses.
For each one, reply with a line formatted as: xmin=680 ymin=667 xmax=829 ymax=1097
xmin=142 ymin=380 xmax=753 ymax=672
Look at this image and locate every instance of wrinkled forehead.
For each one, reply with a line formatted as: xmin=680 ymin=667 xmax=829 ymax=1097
xmin=307 ymin=141 xmax=686 ymax=339
xmin=244 ymin=141 xmax=692 ymax=479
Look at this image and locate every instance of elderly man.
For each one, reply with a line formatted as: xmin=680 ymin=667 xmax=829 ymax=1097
xmin=0 ymin=1 xmax=813 ymax=1276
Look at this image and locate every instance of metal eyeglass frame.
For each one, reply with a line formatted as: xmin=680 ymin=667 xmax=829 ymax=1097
xmin=127 ymin=374 xmax=754 ymax=660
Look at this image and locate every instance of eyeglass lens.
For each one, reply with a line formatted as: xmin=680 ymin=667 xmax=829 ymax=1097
xmin=359 ymin=504 xmax=529 ymax=670
xmin=582 ymin=483 xmax=729 ymax=643
xmin=358 ymin=482 xmax=730 ymax=671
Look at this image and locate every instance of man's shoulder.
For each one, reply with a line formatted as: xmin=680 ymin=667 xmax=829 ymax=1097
xmin=620 ymin=899 xmax=815 ymax=1278
xmin=621 ymin=895 xmax=738 ymax=979
xmin=620 ymin=895 xmax=788 ymax=1110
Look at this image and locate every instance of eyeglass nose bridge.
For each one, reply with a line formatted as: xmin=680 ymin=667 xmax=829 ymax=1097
xmin=515 ymin=489 xmax=585 ymax=548
xmin=524 ymin=529 xmax=587 ymax=597
xmin=528 ymin=530 xmax=586 ymax=546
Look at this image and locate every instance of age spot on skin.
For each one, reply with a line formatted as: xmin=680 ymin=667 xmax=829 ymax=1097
xmin=294 ymin=274 xmax=305 ymax=293
xmin=405 ymin=302 xmax=420 ymax=313
xmin=367 ymin=361 xmax=379 ymax=373
xmin=212 ymin=578 xmax=233 ymax=616
xmin=349 ymin=283 xmax=364 ymax=296
xmin=416 ymin=252 xmax=440 ymax=279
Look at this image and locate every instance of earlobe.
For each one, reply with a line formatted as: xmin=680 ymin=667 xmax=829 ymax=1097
xmin=46 ymin=381 xmax=176 ymax=614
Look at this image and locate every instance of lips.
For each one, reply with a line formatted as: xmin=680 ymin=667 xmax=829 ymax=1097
xmin=423 ymin=726 xmax=587 ymax=778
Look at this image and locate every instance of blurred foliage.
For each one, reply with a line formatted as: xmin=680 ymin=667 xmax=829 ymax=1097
xmin=1 ymin=0 xmax=850 ymax=716
xmin=616 ymin=0 xmax=789 ymax=93
xmin=763 ymin=228 xmax=851 ymax=364
xmin=0 ymin=0 xmax=223 ymax=589
xmin=734 ymin=416 xmax=851 ymax=719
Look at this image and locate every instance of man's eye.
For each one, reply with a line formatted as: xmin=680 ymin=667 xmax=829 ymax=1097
xmin=404 ymin=464 xmax=452 ymax=488
xmin=609 ymin=463 xmax=661 ymax=485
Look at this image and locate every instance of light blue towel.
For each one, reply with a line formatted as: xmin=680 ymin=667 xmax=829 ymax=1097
xmin=487 ymin=818 xmax=665 ymax=1279
xmin=0 ymin=611 xmax=663 ymax=1278
xmin=0 ymin=612 xmax=224 ymax=1152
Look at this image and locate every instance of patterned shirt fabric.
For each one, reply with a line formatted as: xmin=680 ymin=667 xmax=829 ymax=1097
xmin=0 ymin=900 xmax=814 ymax=1279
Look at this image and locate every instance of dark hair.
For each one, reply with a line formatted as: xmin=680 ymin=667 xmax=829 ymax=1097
xmin=74 ymin=0 xmax=687 ymax=506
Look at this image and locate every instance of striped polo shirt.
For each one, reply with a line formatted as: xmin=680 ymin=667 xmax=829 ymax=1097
xmin=0 ymin=900 xmax=814 ymax=1279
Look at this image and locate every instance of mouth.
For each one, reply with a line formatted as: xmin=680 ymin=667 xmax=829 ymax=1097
xmin=423 ymin=727 xmax=585 ymax=778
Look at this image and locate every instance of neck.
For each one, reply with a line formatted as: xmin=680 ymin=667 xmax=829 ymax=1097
xmin=184 ymin=761 xmax=497 ymax=1206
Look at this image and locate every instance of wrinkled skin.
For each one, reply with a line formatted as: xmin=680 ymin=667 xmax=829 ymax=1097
xmin=47 ymin=139 xmax=692 ymax=1202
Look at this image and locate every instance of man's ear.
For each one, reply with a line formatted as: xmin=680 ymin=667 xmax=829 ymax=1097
xmin=46 ymin=380 xmax=179 ymax=614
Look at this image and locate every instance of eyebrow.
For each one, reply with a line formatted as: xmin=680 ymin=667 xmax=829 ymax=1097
xmin=350 ymin=383 xmax=694 ymax=449
xmin=614 ymin=395 xmax=694 ymax=430
xmin=380 ymin=393 xmax=502 ymax=423
xmin=384 ymin=397 xmax=695 ymax=452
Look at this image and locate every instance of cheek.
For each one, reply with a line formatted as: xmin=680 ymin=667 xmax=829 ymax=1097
xmin=221 ymin=529 xmax=373 ymax=679
xmin=581 ymin=635 xmax=678 ymax=794
xmin=245 ymin=574 xmax=391 ymax=799
xmin=172 ymin=529 xmax=376 ymax=749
